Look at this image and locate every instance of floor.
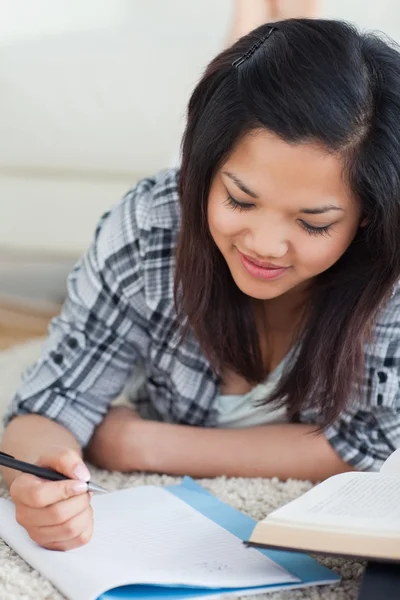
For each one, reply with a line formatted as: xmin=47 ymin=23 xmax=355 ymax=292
xmin=0 ymin=299 xmax=59 ymax=350
xmin=0 ymin=249 xmax=70 ymax=350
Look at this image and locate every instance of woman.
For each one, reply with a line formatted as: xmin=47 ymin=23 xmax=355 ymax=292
xmin=2 ymin=19 xmax=400 ymax=551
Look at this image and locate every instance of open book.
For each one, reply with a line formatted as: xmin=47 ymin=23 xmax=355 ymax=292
xmin=248 ymin=449 xmax=400 ymax=561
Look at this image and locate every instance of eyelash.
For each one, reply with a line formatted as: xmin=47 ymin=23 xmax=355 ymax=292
xmin=300 ymin=222 xmax=332 ymax=237
xmin=224 ymin=195 xmax=333 ymax=237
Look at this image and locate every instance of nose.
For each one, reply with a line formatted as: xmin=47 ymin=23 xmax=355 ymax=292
xmin=243 ymin=219 xmax=289 ymax=260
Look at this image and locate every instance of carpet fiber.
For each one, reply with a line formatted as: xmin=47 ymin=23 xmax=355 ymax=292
xmin=0 ymin=338 xmax=364 ymax=599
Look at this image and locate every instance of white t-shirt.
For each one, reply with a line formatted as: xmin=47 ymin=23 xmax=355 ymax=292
xmin=216 ymin=357 xmax=288 ymax=428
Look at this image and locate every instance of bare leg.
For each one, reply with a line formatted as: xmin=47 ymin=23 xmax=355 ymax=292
xmin=270 ymin=0 xmax=320 ymax=19
xmin=227 ymin=0 xmax=269 ymax=45
xmin=227 ymin=0 xmax=320 ymax=45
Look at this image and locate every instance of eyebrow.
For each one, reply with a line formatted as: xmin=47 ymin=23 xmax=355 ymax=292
xmin=300 ymin=205 xmax=345 ymax=214
xmin=222 ymin=171 xmax=345 ymax=214
xmin=223 ymin=171 xmax=259 ymax=198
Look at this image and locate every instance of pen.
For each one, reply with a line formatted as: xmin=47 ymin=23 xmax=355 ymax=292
xmin=0 ymin=451 xmax=107 ymax=493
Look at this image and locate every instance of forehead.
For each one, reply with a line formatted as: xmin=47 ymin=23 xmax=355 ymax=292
xmin=224 ymin=129 xmax=354 ymax=208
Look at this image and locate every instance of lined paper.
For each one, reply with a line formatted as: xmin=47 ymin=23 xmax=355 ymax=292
xmin=0 ymin=485 xmax=298 ymax=600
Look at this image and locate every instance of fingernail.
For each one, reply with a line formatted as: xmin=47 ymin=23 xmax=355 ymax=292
xmin=73 ymin=464 xmax=91 ymax=482
xmin=72 ymin=481 xmax=88 ymax=494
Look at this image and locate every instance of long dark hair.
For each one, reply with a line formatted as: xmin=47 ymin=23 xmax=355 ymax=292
xmin=175 ymin=19 xmax=400 ymax=426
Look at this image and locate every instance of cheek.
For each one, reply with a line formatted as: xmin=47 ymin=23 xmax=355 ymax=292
xmin=296 ymin=232 xmax=354 ymax=273
xmin=208 ymin=203 xmax=243 ymax=240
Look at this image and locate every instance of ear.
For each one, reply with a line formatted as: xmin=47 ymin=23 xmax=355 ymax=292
xmin=360 ymin=216 xmax=368 ymax=227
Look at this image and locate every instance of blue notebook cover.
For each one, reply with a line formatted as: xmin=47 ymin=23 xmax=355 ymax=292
xmin=99 ymin=477 xmax=339 ymax=599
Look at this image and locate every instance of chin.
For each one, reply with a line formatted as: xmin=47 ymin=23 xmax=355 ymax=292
xmin=245 ymin=288 xmax=288 ymax=301
xmin=233 ymin=275 xmax=290 ymax=301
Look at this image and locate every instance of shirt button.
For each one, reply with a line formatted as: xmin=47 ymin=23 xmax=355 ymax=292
xmin=67 ymin=337 xmax=78 ymax=350
xmin=53 ymin=353 xmax=64 ymax=365
xmin=377 ymin=370 xmax=388 ymax=383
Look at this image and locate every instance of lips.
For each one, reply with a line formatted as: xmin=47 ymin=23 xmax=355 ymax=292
xmin=240 ymin=254 xmax=287 ymax=269
xmin=237 ymin=250 xmax=290 ymax=281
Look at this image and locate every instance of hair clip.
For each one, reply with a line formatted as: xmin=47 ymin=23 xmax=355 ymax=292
xmin=232 ymin=26 xmax=277 ymax=68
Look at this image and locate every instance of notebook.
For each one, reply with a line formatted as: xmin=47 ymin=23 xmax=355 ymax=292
xmin=0 ymin=477 xmax=339 ymax=600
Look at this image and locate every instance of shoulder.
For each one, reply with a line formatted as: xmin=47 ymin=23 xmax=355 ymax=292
xmin=127 ymin=167 xmax=181 ymax=234
xmin=94 ymin=168 xmax=181 ymax=269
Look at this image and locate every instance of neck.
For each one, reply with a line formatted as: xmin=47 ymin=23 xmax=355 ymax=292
xmin=258 ymin=284 xmax=311 ymax=335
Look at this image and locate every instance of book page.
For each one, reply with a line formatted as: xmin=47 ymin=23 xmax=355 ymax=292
xmin=380 ymin=448 xmax=400 ymax=475
xmin=0 ymin=486 xmax=298 ymax=600
xmin=268 ymin=472 xmax=400 ymax=533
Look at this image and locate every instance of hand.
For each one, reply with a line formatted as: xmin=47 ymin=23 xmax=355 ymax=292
xmin=10 ymin=448 xmax=93 ymax=551
xmin=85 ymin=406 xmax=143 ymax=471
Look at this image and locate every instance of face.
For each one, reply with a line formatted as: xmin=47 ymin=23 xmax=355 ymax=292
xmin=207 ymin=130 xmax=363 ymax=303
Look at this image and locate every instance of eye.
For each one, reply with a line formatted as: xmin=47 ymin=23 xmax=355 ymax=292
xmin=300 ymin=220 xmax=333 ymax=237
xmin=224 ymin=194 xmax=254 ymax=212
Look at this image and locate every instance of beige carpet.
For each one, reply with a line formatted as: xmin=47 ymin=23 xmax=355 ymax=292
xmin=0 ymin=338 xmax=364 ymax=600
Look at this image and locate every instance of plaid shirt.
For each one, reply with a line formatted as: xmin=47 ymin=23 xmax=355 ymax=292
xmin=5 ymin=168 xmax=400 ymax=471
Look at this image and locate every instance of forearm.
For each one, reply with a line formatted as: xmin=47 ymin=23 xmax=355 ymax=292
xmin=0 ymin=415 xmax=81 ymax=488
xmin=137 ymin=421 xmax=353 ymax=481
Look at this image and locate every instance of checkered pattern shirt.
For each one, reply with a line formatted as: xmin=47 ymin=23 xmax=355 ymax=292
xmin=5 ymin=168 xmax=400 ymax=471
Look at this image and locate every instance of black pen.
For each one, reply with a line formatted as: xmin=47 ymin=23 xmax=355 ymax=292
xmin=0 ymin=451 xmax=107 ymax=493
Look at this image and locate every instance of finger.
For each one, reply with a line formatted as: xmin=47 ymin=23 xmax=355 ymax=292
xmin=29 ymin=506 xmax=93 ymax=548
xmin=11 ymin=474 xmax=88 ymax=509
xmin=36 ymin=448 xmax=91 ymax=482
xmin=44 ymin=525 xmax=93 ymax=552
xmin=15 ymin=492 xmax=91 ymax=528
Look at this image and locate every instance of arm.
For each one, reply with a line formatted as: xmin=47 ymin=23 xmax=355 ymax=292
xmin=0 ymin=415 xmax=82 ymax=488
xmin=137 ymin=421 xmax=353 ymax=481
xmin=94 ymin=415 xmax=351 ymax=481
xmin=2 ymin=187 xmax=148 ymax=475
